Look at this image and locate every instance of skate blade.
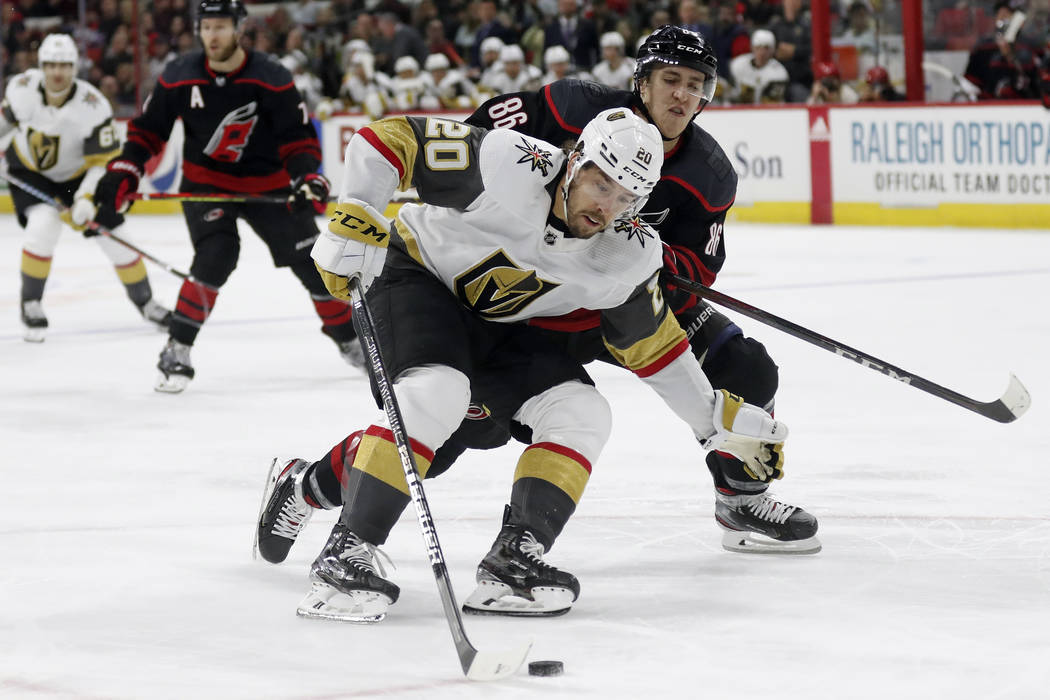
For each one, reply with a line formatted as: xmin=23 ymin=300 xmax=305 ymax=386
xmin=296 ymin=581 xmax=391 ymax=623
xmin=252 ymin=458 xmax=284 ymax=562
xmin=720 ymin=529 xmax=822 ymax=555
xmin=462 ymin=579 xmax=574 ymax=617
xmin=23 ymin=327 xmax=46 ymax=343
xmin=154 ymin=373 xmax=191 ymax=393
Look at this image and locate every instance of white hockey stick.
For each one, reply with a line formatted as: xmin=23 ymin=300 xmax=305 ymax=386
xmin=348 ymin=278 xmax=531 ymax=681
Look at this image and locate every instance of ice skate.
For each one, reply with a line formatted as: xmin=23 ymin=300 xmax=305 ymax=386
xmin=155 ymin=339 xmax=194 ymax=393
xmin=463 ymin=506 xmax=579 ymax=617
xmin=137 ymin=298 xmax=173 ymax=330
xmin=20 ymin=300 xmax=48 ymax=343
xmin=715 ymin=489 xmax=821 ymax=555
xmin=296 ymin=521 xmax=399 ymax=623
xmin=254 ymin=458 xmax=315 ymax=563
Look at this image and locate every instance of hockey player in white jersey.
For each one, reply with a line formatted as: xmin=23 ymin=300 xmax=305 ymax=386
xmin=590 ymin=31 xmax=636 ymax=91
xmin=0 ymin=34 xmax=171 ymax=341
xmin=273 ymin=108 xmax=787 ymax=622
xmin=480 ymin=44 xmax=542 ymax=95
xmin=728 ymin=29 xmax=790 ymax=104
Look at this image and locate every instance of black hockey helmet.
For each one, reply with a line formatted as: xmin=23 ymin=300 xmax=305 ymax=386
xmin=196 ymin=0 xmax=248 ymax=31
xmin=634 ymin=25 xmax=718 ymax=109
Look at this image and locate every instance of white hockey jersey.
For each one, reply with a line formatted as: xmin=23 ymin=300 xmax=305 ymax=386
xmin=1 ymin=70 xmax=120 ymax=182
xmin=728 ymin=54 xmax=790 ymax=104
xmin=326 ymin=115 xmax=733 ymax=441
xmin=481 ymin=64 xmax=543 ymax=95
xmin=590 ymin=58 xmax=636 ymax=91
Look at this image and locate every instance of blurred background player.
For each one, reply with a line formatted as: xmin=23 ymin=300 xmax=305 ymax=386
xmin=541 ymin=45 xmax=589 ymax=86
xmin=92 ymin=0 xmax=359 ymax=392
xmin=0 ymin=33 xmax=171 ymax=342
xmin=591 ymin=31 xmax=635 ymax=90
xmin=729 ymin=29 xmax=789 ymax=104
xmin=423 ymin=53 xmax=480 ymax=110
xmin=388 ymin=56 xmax=434 ymax=111
xmin=481 ymin=44 xmax=542 ymax=95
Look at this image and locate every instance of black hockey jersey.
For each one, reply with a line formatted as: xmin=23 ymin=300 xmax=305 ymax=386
xmin=121 ymin=50 xmax=321 ymax=193
xmin=467 ymin=79 xmax=738 ymax=314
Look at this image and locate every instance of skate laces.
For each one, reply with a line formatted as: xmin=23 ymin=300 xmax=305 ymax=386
xmin=339 ymin=532 xmax=393 ymax=578
xmin=745 ymin=493 xmax=797 ymax=524
xmin=517 ymin=531 xmax=553 ymax=570
xmin=22 ymin=300 xmax=45 ymax=320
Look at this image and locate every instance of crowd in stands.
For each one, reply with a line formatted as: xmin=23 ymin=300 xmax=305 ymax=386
xmin=2 ymin=0 xmax=1049 ymax=118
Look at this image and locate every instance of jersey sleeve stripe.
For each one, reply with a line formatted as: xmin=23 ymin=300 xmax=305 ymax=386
xmin=233 ymin=78 xmax=294 ymax=92
xmin=669 ymin=243 xmax=716 ymax=286
xmin=543 ymin=84 xmax=582 ymax=135
xmin=358 ymin=122 xmax=418 ymax=186
xmin=127 ymin=124 xmax=166 ymax=156
xmin=662 ymin=174 xmax=735 ymax=213
xmin=606 ymin=313 xmax=691 ymax=377
xmin=633 ymin=336 xmax=691 ymax=378
xmin=278 ymin=138 xmax=322 ymax=162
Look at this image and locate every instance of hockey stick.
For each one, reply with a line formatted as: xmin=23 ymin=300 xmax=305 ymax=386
xmin=128 ymin=191 xmax=295 ymax=204
xmin=347 ymin=278 xmax=531 ymax=681
xmin=668 ymin=274 xmax=1031 ymax=423
xmin=0 ymin=163 xmax=216 ymax=291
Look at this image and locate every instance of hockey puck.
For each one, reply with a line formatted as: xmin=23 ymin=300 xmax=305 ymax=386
xmin=528 ymin=660 xmax=564 ymax=677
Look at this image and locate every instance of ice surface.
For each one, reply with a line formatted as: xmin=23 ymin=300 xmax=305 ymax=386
xmin=2 ymin=216 xmax=1048 ymax=699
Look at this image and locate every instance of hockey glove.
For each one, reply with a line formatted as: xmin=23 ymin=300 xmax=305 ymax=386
xmin=700 ymin=389 xmax=786 ymax=482
xmin=94 ymin=160 xmax=141 ymax=218
xmin=288 ymin=173 xmax=331 ymax=215
xmin=311 ymin=199 xmax=390 ymax=298
xmin=58 ymin=195 xmax=99 ymax=235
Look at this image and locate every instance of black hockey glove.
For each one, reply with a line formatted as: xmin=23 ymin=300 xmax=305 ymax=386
xmin=288 ymin=173 xmax=331 ymax=215
xmin=94 ymin=160 xmax=141 ymax=218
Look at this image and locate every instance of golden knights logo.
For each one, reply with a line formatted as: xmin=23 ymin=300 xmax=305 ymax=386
xmin=27 ymin=128 xmax=60 ymax=171
xmin=514 ymin=138 xmax=553 ymax=176
xmin=454 ymin=249 xmax=560 ymax=318
xmin=614 ymin=216 xmax=656 ymax=248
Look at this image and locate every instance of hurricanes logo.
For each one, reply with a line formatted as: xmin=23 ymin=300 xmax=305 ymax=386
xmin=614 ymin=216 xmax=656 ymax=248
xmin=454 ymin=250 xmax=559 ymax=318
xmin=204 ymin=102 xmax=259 ymax=163
xmin=514 ymin=138 xmax=553 ymax=176
xmin=27 ymin=128 xmax=60 ymax=170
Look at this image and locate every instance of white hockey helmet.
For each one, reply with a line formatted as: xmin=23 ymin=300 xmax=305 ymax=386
xmin=424 ymin=52 xmax=450 ymax=71
xmin=600 ymin=31 xmax=626 ymax=49
xmin=499 ymin=44 xmax=524 ymax=64
xmin=544 ymin=45 xmax=570 ymax=67
xmin=38 ymin=33 xmax=78 ymax=67
xmin=568 ymin=108 xmax=663 ymax=208
xmin=394 ymin=55 xmax=420 ymax=75
xmin=480 ymin=36 xmax=505 ymax=57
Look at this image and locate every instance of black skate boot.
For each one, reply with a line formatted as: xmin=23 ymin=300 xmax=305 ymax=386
xmin=715 ymin=488 xmax=821 ymax=554
xmin=336 ymin=338 xmax=366 ymax=369
xmin=463 ymin=505 xmax=579 ymax=616
xmin=21 ymin=300 xmax=48 ymax=343
xmin=254 ymin=458 xmax=317 ymax=564
xmin=137 ymin=298 xmax=173 ymax=330
xmin=297 ymin=521 xmax=399 ymax=623
xmin=155 ymin=339 xmax=194 ymax=393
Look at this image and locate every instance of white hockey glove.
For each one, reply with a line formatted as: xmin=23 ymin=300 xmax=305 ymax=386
xmin=70 ymin=196 xmax=97 ymax=231
xmin=700 ymin=389 xmax=787 ymax=482
xmin=311 ymin=199 xmax=390 ymax=299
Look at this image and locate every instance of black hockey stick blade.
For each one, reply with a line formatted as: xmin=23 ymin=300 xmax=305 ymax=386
xmin=348 ymin=279 xmax=531 ymax=681
xmin=668 ymin=275 xmax=1031 ymax=423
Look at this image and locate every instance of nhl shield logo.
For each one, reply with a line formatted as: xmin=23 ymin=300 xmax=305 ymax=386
xmin=454 ymin=249 xmax=559 ymax=318
xmin=27 ymin=128 xmax=60 ymax=171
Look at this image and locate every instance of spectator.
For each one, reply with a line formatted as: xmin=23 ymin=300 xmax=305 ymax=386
xmin=477 ymin=35 xmax=505 ymax=83
xmin=768 ymin=0 xmax=814 ymax=102
xmin=290 ymin=0 xmax=322 ymax=29
xmin=858 ymin=65 xmax=906 ymax=102
xmin=678 ymin=0 xmax=710 ymax=34
xmin=100 ymin=24 xmax=132 ymax=76
xmin=425 ymin=18 xmax=464 ymax=67
xmin=372 ymin=11 xmax=427 ymax=75
xmin=833 ymin=1 xmax=878 ymax=56
xmin=708 ymin=1 xmax=751 ymax=81
xmin=482 ymin=43 xmax=542 ymax=94
xmin=964 ymin=1 xmax=1041 ymax=99
xmin=541 ymin=44 xmax=584 ymax=85
xmin=543 ymin=0 xmax=600 ymax=70
xmin=807 ymin=60 xmax=859 ymax=104
xmin=281 ymin=49 xmax=324 ymax=112
xmin=729 ymin=28 xmax=790 ymax=104
xmin=471 ymin=0 xmax=515 ymax=68
xmin=112 ymin=59 xmax=138 ymax=117
xmin=590 ymin=31 xmax=634 ymax=90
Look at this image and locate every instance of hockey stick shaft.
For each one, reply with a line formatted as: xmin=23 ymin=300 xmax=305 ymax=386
xmin=347 ymin=278 xmax=529 ymax=681
xmin=128 ymin=191 xmax=295 ymax=204
xmin=668 ymin=274 xmax=1030 ymax=423
xmin=0 ymin=164 xmax=216 ymax=291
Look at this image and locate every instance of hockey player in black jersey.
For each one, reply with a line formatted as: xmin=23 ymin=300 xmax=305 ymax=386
xmin=456 ymin=25 xmax=820 ymax=554
xmin=91 ymin=0 xmax=360 ymax=393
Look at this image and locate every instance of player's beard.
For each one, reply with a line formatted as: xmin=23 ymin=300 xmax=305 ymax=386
xmin=565 ymin=188 xmax=607 ymax=239
xmin=205 ymin=35 xmax=239 ymax=63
